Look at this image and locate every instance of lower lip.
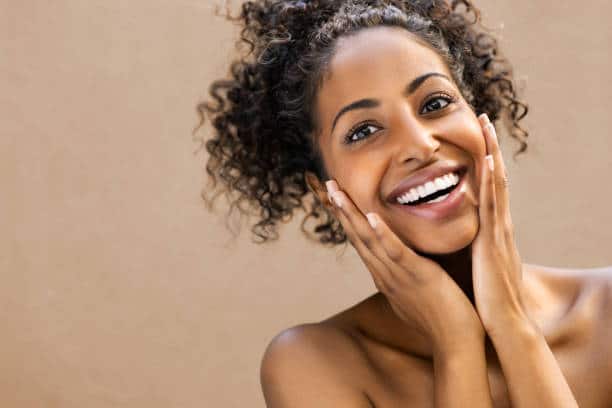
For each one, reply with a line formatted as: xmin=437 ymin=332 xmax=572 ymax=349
xmin=392 ymin=172 xmax=467 ymax=221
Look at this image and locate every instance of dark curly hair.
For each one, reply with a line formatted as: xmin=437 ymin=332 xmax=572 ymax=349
xmin=195 ymin=0 xmax=528 ymax=245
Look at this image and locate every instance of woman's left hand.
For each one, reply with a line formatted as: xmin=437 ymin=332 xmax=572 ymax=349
xmin=471 ymin=114 xmax=535 ymax=338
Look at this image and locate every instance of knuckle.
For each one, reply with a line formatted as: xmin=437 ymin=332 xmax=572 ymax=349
xmin=375 ymin=276 xmax=389 ymax=293
xmin=486 ymin=199 xmax=496 ymax=214
xmin=386 ymin=245 xmax=404 ymax=263
xmin=504 ymin=219 xmax=514 ymax=235
xmin=361 ymin=234 xmax=373 ymax=249
xmin=406 ymin=268 xmax=424 ymax=284
xmin=504 ymin=228 xmax=512 ymax=242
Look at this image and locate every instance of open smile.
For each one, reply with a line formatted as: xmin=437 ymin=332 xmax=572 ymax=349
xmin=390 ymin=168 xmax=468 ymax=221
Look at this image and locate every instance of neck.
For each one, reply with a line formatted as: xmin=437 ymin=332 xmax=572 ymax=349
xmin=426 ymin=244 xmax=475 ymax=305
xmin=428 ymin=245 xmax=501 ymax=358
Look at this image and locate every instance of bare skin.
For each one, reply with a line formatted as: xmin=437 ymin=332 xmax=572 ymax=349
xmin=260 ymin=26 xmax=612 ymax=407
xmin=314 ymin=265 xmax=612 ymax=407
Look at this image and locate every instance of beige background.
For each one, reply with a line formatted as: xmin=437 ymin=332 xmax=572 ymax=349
xmin=2 ymin=0 xmax=611 ymax=406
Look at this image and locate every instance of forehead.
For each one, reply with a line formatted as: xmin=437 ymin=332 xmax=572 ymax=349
xmin=316 ymin=26 xmax=451 ymax=121
xmin=331 ymin=25 xmax=447 ymax=75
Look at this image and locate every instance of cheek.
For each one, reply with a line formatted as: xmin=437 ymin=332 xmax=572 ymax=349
xmin=465 ymin=120 xmax=487 ymax=157
xmin=335 ymin=157 xmax=385 ymax=212
xmin=439 ymin=108 xmax=486 ymax=158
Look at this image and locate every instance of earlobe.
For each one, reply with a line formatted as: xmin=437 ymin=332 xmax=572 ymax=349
xmin=304 ymin=171 xmax=331 ymax=207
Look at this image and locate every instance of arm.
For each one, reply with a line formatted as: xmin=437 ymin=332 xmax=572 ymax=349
xmin=433 ymin=334 xmax=494 ymax=408
xmin=260 ymin=325 xmax=373 ymax=408
xmin=261 ymin=325 xmax=495 ymax=408
xmin=324 ymin=184 xmax=496 ymax=407
xmin=487 ymin=316 xmax=578 ymax=408
xmin=472 ymin=115 xmax=579 ymax=408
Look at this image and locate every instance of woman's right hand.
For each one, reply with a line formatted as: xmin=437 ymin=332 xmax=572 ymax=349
xmin=326 ymin=180 xmax=485 ymax=356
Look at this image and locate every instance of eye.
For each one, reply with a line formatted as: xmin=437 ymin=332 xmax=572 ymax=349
xmin=420 ymin=93 xmax=455 ymax=114
xmin=344 ymin=123 xmax=381 ymax=145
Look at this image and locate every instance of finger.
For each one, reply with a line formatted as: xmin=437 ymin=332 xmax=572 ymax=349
xmin=332 ymin=190 xmax=407 ymax=280
xmin=365 ymin=212 xmax=442 ymax=286
xmin=478 ymin=114 xmax=510 ymax=221
xmin=329 ymin=190 xmax=379 ymax=254
xmin=479 ymin=153 xmax=499 ymax=241
xmin=479 ymin=114 xmax=517 ymax=245
xmin=335 ymin=206 xmax=392 ymax=292
xmin=330 ymin=185 xmax=441 ymax=292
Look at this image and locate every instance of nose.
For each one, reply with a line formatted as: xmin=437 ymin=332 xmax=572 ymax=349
xmin=390 ymin=108 xmax=441 ymax=164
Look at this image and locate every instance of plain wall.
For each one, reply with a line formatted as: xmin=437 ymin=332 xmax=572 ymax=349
xmin=2 ymin=0 xmax=611 ymax=406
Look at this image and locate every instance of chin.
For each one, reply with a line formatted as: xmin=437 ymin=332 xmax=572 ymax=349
xmin=409 ymin=215 xmax=479 ymax=256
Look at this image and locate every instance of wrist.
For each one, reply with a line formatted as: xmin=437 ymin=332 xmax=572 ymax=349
xmin=433 ymin=328 xmax=486 ymax=361
xmin=485 ymin=310 xmax=541 ymax=346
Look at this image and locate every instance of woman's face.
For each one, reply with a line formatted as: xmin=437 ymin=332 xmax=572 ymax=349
xmin=313 ymin=26 xmax=487 ymax=254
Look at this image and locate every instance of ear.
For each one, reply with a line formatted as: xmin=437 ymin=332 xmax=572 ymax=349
xmin=305 ymin=171 xmax=332 ymax=209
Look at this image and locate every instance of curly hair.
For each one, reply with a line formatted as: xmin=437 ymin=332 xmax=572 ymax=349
xmin=195 ymin=0 xmax=528 ymax=245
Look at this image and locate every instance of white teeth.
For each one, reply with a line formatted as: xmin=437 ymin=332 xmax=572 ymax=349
xmin=444 ymin=173 xmax=458 ymax=186
xmin=424 ymin=181 xmax=436 ymax=196
xmin=396 ymin=171 xmax=461 ymax=205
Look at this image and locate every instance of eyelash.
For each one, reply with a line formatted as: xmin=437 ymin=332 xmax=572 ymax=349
xmin=343 ymin=92 xmax=458 ymax=145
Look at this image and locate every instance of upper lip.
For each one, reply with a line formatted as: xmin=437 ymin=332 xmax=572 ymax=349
xmin=387 ymin=162 xmax=467 ymax=203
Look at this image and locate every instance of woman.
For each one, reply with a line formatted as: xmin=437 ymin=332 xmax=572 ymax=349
xmin=198 ymin=0 xmax=612 ymax=406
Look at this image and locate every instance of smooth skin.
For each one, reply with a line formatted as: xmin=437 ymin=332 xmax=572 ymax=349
xmin=260 ymin=26 xmax=612 ymax=407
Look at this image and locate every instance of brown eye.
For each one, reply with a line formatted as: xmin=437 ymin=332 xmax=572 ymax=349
xmin=344 ymin=124 xmax=380 ymax=144
xmin=420 ymin=95 xmax=453 ymax=114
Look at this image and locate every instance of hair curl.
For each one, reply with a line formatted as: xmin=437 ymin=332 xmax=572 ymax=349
xmin=195 ymin=0 xmax=528 ymax=244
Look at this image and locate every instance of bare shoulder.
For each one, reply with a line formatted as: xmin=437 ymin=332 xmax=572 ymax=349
xmin=580 ymin=265 xmax=612 ymax=296
xmin=529 ymin=263 xmax=612 ymax=328
xmin=260 ymin=322 xmax=373 ymax=407
xmin=573 ymin=265 xmax=612 ymax=382
xmin=525 ymin=262 xmax=612 ymax=293
xmin=530 ymin=263 xmax=612 ymax=279
xmin=579 ymin=265 xmax=612 ymax=315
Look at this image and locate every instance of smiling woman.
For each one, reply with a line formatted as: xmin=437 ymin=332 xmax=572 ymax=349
xmin=309 ymin=26 xmax=488 ymax=254
xmin=197 ymin=0 xmax=612 ymax=407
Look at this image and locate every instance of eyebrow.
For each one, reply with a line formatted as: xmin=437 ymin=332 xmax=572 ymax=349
xmin=330 ymin=72 xmax=451 ymax=133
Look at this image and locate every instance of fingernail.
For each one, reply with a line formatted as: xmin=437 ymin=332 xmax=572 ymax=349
xmin=486 ymin=155 xmax=494 ymax=171
xmin=331 ymin=191 xmax=343 ymax=208
xmin=478 ymin=113 xmax=490 ymax=126
xmin=366 ymin=213 xmax=377 ymax=229
xmin=325 ymin=180 xmax=338 ymax=193
xmin=325 ymin=180 xmax=339 ymax=205
xmin=485 ymin=123 xmax=498 ymax=142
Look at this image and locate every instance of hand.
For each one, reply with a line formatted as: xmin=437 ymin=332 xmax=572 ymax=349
xmin=471 ymin=114 xmax=534 ymax=337
xmin=325 ymin=182 xmax=485 ymax=354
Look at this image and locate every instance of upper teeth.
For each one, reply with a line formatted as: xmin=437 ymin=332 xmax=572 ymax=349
xmin=396 ymin=172 xmax=460 ymax=204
